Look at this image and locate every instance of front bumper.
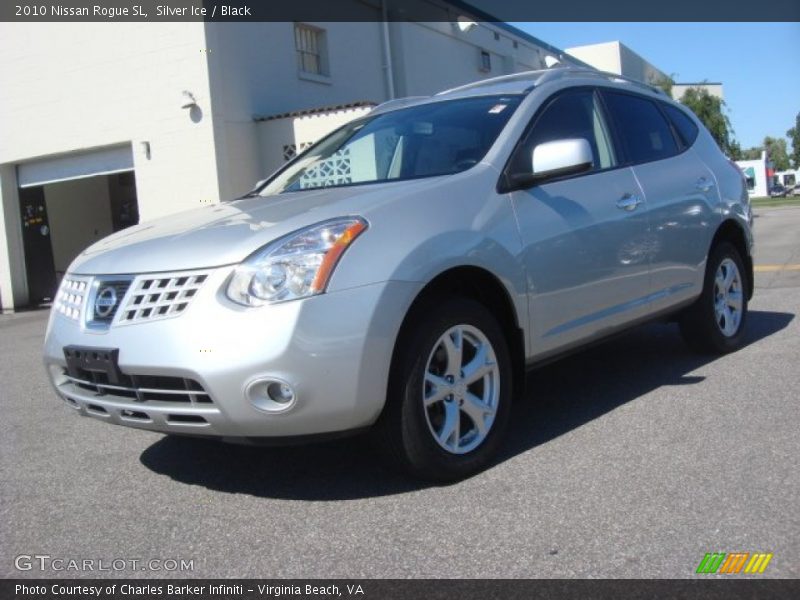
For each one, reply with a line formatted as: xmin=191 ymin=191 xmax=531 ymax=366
xmin=43 ymin=266 xmax=421 ymax=438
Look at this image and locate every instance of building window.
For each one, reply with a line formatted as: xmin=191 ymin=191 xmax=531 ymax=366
xmin=479 ymin=50 xmax=491 ymax=72
xmin=294 ymin=23 xmax=328 ymax=76
xmin=493 ymin=32 xmax=500 ymax=41
xmin=741 ymin=166 xmax=756 ymax=191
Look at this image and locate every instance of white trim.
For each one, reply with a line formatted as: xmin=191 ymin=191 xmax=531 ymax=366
xmin=297 ymin=71 xmax=333 ymax=86
xmin=17 ymin=145 xmax=134 ymax=188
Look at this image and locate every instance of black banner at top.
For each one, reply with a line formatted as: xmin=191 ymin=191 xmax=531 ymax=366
xmin=2 ymin=0 xmax=800 ymax=22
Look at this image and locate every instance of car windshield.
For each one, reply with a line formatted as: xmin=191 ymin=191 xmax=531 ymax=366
xmin=258 ymin=95 xmax=523 ymax=195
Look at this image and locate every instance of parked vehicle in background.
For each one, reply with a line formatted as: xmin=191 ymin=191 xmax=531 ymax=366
xmin=43 ymin=67 xmax=755 ymax=481
xmin=770 ymin=184 xmax=787 ymax=198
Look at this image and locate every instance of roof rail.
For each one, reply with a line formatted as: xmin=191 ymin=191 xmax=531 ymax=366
xmin=435 ymin=69 xmax=548 ymax=96
xmin=436 ymin=66 xmax=668 ymax=99
xmin=535 ymin=67 xmax=668 ymax=96
xmin=370 ymin=96 xmax=430 ymax=115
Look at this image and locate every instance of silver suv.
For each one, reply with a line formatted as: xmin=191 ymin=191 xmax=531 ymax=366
xmin=44 ymin=68 xmax=754 ymax=481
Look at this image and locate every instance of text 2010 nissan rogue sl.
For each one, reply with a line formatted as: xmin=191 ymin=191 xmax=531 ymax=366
xmin=44 ymin=68 xmax=754 ymax=481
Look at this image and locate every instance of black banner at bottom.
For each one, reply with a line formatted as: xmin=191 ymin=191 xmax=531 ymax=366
xmin=3 ymin=579 xmax=800 ymax=600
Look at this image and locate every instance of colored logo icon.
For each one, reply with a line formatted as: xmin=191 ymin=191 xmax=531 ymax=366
xmin=696 ymin=552 xmax=773 ymax=574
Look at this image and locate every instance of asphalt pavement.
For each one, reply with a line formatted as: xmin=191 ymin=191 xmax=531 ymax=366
xmin=1 ymin=206 xmax=798 ymax=579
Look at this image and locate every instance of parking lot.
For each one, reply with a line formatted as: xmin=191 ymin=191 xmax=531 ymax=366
xmin=1 ymin=206 xmax=798 ymax=579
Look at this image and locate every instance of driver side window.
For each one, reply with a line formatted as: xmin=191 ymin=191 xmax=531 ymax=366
xmin=510 ymin=89 xmax=616 ymax=177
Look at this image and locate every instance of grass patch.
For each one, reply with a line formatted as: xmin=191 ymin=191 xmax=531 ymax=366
xmin=750 ymin=196 xmax=800 ymax=208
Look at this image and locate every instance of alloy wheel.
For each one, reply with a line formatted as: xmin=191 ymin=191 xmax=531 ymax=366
xmin=714 ymin=257 xmax=744 ymax=337
xmin=422 ymin=324 xmax=500 ymax=454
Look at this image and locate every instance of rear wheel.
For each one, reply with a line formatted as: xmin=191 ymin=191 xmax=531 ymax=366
xmin=374 ymin=297 xmax=512 ymax=482
xmin=679 ymin=241 xmax=748 ymax=354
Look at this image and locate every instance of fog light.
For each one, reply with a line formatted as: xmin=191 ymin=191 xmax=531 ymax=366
xmin=245 ymin=377 xmax=297 ymax=413
xmin=267 ymin=381 xmax=294 ymax=404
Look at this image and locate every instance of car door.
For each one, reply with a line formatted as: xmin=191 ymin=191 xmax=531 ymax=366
xmin=600 ymin=91 xmax=718 ymax=314
xmin=504 ymin=88 xmax=651 ymax=357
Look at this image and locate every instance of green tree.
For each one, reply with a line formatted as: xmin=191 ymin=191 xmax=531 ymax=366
xmin=740 ymin=146 xmax=764 ymax=160
xmin=763 ymin=136 xmax=791 ymax=171
xmin=727 ymin=139 xmax=743 ymax=161
xmin=679 ymin=87 xmax=738 ymax=158
xmin=653 ymin=73 xmax=676 ymax=97
xmin=787 ymin=112 xmax=800 ymax=169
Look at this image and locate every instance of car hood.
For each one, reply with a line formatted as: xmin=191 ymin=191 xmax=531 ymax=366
xmin=70 ymin=179 xmax=442 ymax=275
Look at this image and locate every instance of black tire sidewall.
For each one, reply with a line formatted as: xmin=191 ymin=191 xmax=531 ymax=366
xmin=685 ymin=242 xmax=749 ymax=353
xmin=392 ymin=297 xmax=513 ymax=481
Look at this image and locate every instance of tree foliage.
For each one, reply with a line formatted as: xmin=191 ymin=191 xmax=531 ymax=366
xmin=739 ymin=146 xmax=763 ymax=160
xmin=653 ymin=74 xmax=676 ymax=97
xmin=679 ymin=87 xmax=738 ymax=158
xmin=727 ymin=139 xmax=743 ymax=162
xmin=763 ymin=136 xmax=791 ymax=172
xmin=787 ymin=112 xmax=800 ymax=169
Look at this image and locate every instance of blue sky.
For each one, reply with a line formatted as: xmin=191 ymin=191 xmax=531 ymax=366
xmin=511 ymin=23 xmax=800 ymax=150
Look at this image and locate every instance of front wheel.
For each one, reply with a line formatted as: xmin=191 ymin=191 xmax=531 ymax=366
xmin=679 ymin=241 xmax=749 ymax=354
xmin=374 ymin=297 xmax=513 ymax=482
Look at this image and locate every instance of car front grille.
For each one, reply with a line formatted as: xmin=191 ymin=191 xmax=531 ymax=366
xmin=60 ymin=368 xmax=213 ymax=405
xmin=89 ymin=280 xmax=132 ymax=325
xmin=54 ymin=277 xmax=91 ymax=321
xmin=54 ymin=270 xmax=210 ymax=329
xmin=118 ymin=272 xmax=208 ymax=325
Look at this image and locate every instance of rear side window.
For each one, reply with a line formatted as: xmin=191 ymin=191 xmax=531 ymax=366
xmin=661 ymin=103 xmax=699 ymax=148
xmin=601 ymin=91 xmax=679 ymax=164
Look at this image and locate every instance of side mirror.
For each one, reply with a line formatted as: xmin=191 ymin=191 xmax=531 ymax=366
xmin=532 ymin=138 xmax=593 ymax=177
xmin=504 ymin=138 xmax=593 ymax=191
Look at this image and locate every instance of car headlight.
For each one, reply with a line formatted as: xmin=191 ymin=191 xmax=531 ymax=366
xmin=226 ymin=217 xmax=368 ymax=306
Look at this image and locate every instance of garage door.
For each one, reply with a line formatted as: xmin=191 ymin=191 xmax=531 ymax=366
xmin=17 ymin=144 xmax=134 ymax=188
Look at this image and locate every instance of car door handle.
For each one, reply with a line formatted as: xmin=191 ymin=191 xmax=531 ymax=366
xmin=696 ymin=177 xmax=715 ymax=192
xmin=616 ymin=194 xmax=642 ymax=211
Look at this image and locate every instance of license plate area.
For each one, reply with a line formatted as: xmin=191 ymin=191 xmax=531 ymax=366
xmin=64 ymin=346 xmax=125 ymax=386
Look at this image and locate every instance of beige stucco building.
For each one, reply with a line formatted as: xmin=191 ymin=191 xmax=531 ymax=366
xmin=565 ymin=41 xmax=669 ymax=86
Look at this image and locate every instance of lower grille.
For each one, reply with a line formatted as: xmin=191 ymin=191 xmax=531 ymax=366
xmin=60 ymin=369 xmax=212 ymax=405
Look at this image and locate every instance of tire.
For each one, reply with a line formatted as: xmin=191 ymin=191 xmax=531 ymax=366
xmin=373 ymin=296 xmax=513 ymax=482
xmin=679 ymin=241 xmax=749 ymax=354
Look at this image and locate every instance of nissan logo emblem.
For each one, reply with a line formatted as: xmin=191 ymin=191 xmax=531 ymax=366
xmin=94 ymin=287 xmax=118 ymax=318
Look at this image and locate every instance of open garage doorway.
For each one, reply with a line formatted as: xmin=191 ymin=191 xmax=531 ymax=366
xmin=17 ymin=145 xmax=140 ymax=305
xmin=19 ymin=172 xmax=139 ymax=304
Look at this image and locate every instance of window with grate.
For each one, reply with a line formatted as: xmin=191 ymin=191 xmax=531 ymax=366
xmin=295 ymin=23 xmax=328 ymax=76
xmin=299 ymin=147 xmax=352 ymax=188
xmin=282 ymin=142 xmax=312 ymax=162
